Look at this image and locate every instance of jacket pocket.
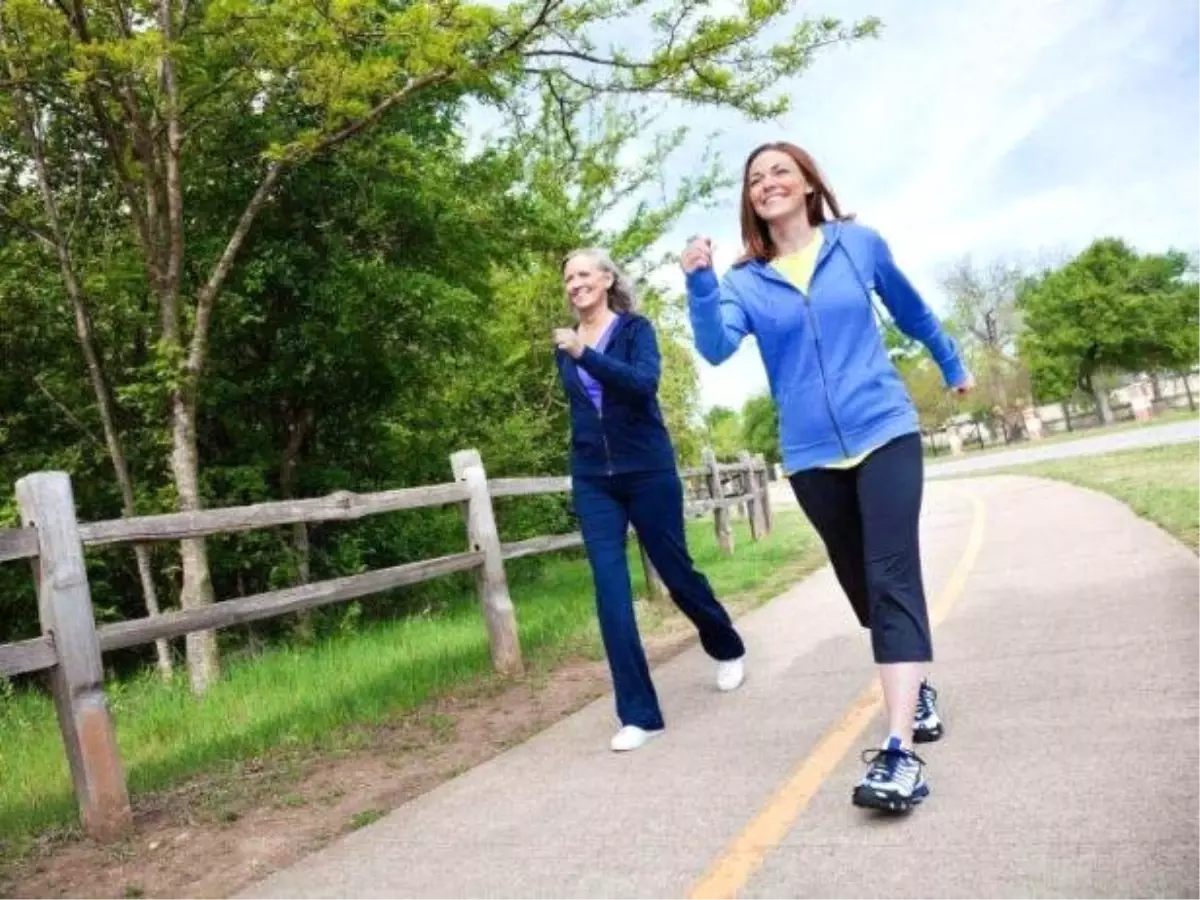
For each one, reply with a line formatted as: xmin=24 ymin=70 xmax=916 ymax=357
xmin=778 ymin=376 xmax=835 ymax=452
xmin=833 ymin=367 xmax=911 ymax=435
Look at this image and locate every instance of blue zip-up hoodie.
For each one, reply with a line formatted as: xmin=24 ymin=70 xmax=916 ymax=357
xmin=556 ymin=313 xmax=677 ymax=477
xmin=687 ymin=221 xmax=968 ymax=474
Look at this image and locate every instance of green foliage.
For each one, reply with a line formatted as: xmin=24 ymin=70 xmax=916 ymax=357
xmin=0 ymin=0 xmax=875 ymax=656
xmin=1018 ymin=238 xmax=1200 ymax=402
xmin=899 ymin=359 xmax=961 ymax=432
xmin=739 ymin=393 xmax=778 ymax=465
xmin=702 ymin=405 xmax=741 ymax=460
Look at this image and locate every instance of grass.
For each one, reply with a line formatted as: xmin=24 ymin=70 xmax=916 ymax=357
xmin=0 ymin=507 xmax=819 ymax=847
xmin=996 ymin=442 xmax=1199 ymax=550
xmin=347 ymin=809 xmax=386 ymax=831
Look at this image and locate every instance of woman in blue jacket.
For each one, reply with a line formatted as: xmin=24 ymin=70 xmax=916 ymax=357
xmin=683 ymin=142 xmax=972 ymax=812
xmin=553 ymin=248 xmax=746 ymax=753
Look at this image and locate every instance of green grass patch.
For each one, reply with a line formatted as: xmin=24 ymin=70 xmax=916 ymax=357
xmin=347 ymin=809 xmax=386 ymax=830
xmin=997 ymin=442 xmax=1199 ymax=550
xmin=0 ymin=508 xmax=818 ymax=847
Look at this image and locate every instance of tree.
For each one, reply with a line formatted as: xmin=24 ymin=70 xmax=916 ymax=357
xmin=1018 ymin=238 xmax=1200 ymax=423
xmin=0 ymin=93 xmax=723 ymax=653
xmin=940 ymin=256 xmax=1032 ymax=438
xmin=897 ymin=359 xmax=961 ymax=433
xmin=740 ymin=393 xmax=779 ymax=465
xmin=0 ymin=66 xmax=175 ymax=676
xmin=703 ymin=406 xmax=741 ymax=460
xmin=0 ymin=0 xmax=877 ymax=692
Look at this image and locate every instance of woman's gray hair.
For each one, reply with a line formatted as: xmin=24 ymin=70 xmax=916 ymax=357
xmin=563 ymin=248 xmax=638 ymax=314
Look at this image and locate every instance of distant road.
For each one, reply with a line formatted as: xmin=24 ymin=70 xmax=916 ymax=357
xmin=924 ymin=419 xmax=1199 ymax=479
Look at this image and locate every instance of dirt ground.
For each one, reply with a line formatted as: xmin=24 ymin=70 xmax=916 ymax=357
xmin=2 ymin=622 xmax=701 ymax=900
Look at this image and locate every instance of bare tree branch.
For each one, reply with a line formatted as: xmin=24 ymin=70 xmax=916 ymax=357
xmin=184 ymin=159 xmax=283 ymax=380
xmin=523 ymin=47 xmax=653 ymax=69
xmin=33 ymin=375 xmax=105 ymax=446
xmin=42 ymin=0 xmax=164 ymax=285
xmin=160 ymin=0 xmax=185 ymax=336
xmin=185 ymin=66 xmax=453 ymax=381
xmin=492 ymin=0 xmax=566 ymax=59
xmin=66 ymin=152 xmax=87 ymax=241
xmin=0 ymin=200 xmax=57 ymax=250
xmin=544 ymin=75 xmax=578 ymax=160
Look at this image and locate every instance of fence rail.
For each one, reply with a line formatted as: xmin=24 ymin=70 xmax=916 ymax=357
xmin=0 ymin=446 xmax=773 ymax=840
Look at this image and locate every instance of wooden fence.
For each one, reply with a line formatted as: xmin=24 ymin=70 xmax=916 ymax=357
xmin=0 ymin=447 xmax=772 ymax=840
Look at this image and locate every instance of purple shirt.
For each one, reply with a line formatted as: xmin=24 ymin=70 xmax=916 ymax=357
xmin=577 ymin=317 xmax=620 ymax=411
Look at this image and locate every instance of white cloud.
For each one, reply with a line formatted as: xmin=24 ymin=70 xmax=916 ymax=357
xmin=641 ymin=0 xmax=1200 ymax=412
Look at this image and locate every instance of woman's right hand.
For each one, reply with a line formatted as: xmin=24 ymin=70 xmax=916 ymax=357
xmin=681 ymin=236 xmax=714 ymax=274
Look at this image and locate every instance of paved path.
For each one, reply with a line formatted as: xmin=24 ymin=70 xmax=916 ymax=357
xmin=243 ymin=476 xmax=1199 ymax=899
xmin=924 ymin=419 xmax=1198 ymax=479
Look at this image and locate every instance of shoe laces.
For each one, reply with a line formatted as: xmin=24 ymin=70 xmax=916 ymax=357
xmin=861 ymin=744 xmax=926 ymax=783
xmin=916 ymin=681 xmax=938 ymax=719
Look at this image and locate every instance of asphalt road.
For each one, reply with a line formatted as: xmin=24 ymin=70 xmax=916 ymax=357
xmin=243 ymin=475 xmax=1199 ymax=899
xmin=924 ymin=419 xmax=1198 ymax=479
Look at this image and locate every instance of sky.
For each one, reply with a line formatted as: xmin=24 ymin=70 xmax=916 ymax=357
xmin=640 ymin=0 xmax=1200 ymax=412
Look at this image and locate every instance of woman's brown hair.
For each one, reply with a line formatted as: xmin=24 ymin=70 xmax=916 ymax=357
xmin=740 ymin=142 xmax=852 ymax=261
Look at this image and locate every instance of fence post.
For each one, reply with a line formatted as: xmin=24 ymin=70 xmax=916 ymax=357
xmin=738 ymin=451 xmax=763 ymax=542
xmin=449 ymin=450 xmax=523 ymax=675
xmin=701 ymin=447 xmax=734 ymax=556
xmin=636 ymin=535 xmax=667 ymax=602
xmin=754 ymin=453 xmax=774 ymax=535
xmin=16 ymin=472 xmax=132 ymax=841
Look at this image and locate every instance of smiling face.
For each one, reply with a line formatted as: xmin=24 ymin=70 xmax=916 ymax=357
xmin=563 ymin=252 xmax=615 ymax=315
xmin=746 ymin=149 xmax=814 ymax=225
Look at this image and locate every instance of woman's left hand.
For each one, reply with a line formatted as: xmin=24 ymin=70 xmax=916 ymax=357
xmin=554 ymin=328 xmax=585 ymax=359
xmin=951 ymin=374 xmax=976 ymax=396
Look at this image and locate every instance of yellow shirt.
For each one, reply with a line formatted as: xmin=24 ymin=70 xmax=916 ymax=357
xmin=772 ymin=233 xmax=879 ymax=471
xmin=772 ymin=233 xmax=823 ymax=294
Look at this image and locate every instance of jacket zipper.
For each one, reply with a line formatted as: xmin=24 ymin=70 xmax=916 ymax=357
xmin=802 ymin=295 xmax=850 ymax=458
xmin=594 ymin=332 xmax=615 ymax=476
xmin=597 ymin=405 xmax=614 ymax=475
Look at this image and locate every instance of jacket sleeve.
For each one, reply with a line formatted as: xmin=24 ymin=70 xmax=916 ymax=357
xmin=870 ymin=231 xmax=970 ymax=388
xmin=686 ymin=267 xmax=752 ymax=365
xmin=574 ymin=317 xmax=660 ymax=397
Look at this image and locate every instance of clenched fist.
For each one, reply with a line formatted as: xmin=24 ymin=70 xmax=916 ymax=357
xmin=680 ymin=236 xmax=714 ymax=274
xmin=951 ymin=374 xmax=976 ymax=397
xmin=553 ymin=327 xmax=584 ymax=359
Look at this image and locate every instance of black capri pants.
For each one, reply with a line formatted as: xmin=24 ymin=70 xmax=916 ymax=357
xmin=788 ymin=433 xmax=932 ymax=664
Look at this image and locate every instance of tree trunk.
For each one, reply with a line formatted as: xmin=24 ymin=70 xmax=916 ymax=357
xmin=1090 ymin=383 xmax=1114 ymax=424
xmin=1079 ymin=350 xmax=1112 ymax=426
xmin=1182 ymin=371 xmax=1196 ymax=412
xmin=2 ymin=43 xmax=174 ymax=677
xmin=170 ymin=390 xmax=220 ymax=694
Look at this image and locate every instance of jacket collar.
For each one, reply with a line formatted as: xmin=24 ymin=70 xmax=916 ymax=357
xmin=733 ymin=221 xmax=844 ymax=285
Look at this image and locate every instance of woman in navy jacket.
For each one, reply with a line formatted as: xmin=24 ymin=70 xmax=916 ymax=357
xmin=553 ymin=248 xmax=746 ymax=752
xmin=684 ymin=142 xmax=973 ymax=812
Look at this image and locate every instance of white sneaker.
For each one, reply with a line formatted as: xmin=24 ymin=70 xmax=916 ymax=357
xmin=610 ymin=725 xmax=663 ymax=752
xmin=716 ymin=656 xmax=746 ymax=692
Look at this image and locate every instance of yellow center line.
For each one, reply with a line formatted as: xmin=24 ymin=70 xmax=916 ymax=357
xmin=688 ymin=492 xmax=987 ymax=900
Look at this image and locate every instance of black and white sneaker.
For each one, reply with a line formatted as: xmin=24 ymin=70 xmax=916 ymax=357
xmin=852 ymin=737 xmax=929 ymax=813
xmin=913 ymin=679 xmax=943 ymax=744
